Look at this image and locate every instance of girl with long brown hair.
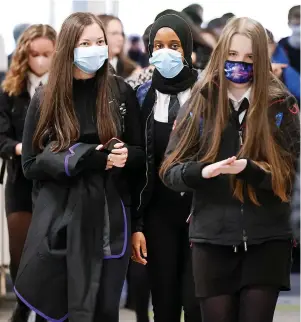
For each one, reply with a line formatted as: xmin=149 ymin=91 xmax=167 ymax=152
xmin=15 ymin=12 xmax=144 ymax=322
xmin=160 ymin=17 xmax=300 ymax=322
xmin=0 ymin=24 xmax=56 ymax=322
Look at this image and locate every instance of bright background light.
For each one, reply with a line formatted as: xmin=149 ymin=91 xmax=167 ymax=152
xmin=0 ymin=0 xmax=298 ymax=54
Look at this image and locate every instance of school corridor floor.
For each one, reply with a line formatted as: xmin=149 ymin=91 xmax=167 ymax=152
xmin=0 ymin=274 xmax=299 ymax=321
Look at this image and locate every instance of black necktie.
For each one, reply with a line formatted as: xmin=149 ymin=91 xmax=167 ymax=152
xmin=230 ymin=97 xmax=249 ymax=128
xmin=168 ymin=95 xmax=181 ymax=124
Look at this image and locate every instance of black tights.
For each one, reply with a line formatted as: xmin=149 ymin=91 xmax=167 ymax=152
xmin=200 ymin=286 xmax=279 ymax=322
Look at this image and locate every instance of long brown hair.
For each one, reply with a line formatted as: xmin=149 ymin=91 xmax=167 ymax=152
xmin=2 ymin=24 xmax=56 ymax=96
xmin=33 ymin=12 xmax=120 ymax=152
xmin=98 ymin=14 xmax=137 ymax=78
xmin=160 ymin=17 xmax=293 ymax=204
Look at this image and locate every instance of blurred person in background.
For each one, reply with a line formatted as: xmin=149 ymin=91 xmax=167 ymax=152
xmin=182 ymin=4 xmax=203 ymax=27
xmin=132 ymin=13 xmax=201 ymax=322
xmin=0 ymin=24 xmax=56 ymax=322
xmin=207 ymin=18 xmax=225 ymax=41
xmin=161 ymin=17 xmax=300 ymax=322
xmin=126 ymin=24 xmax=154 ymax=88
xmin=8 ymin=24 xmax=31 ymax=67
xmin=98 ymin=14 xmax=138 ymax=78
xmin=128 ymin=35 xmax=148 ymax=68
xmin=221 ymin=12 xmax=235 ymax=25
xmin=279 ymin=5 xmax=300 ymax=74
xmin=267 ymin=29 xmax=300 ymax=104
xmin=0 ymin=34 xmax=8 ymax=84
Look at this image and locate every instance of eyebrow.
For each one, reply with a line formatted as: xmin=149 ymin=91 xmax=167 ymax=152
xmin=154 ymin=39 xmax=181 ymax=43
xmin=229 ymin=49 xmax=253 ymax=55
xmin=80 ymin=37 xmax=104 ymax=41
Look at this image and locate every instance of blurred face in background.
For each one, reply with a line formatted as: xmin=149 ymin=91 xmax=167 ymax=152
xmin=106 ymin=19 xmax=124 ymax=58
xmin=28 ymin=37 xmax=55 ymax=76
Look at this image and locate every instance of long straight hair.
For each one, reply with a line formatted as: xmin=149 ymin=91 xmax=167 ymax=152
xmin=160 ymin=17 xmax=293 ymax=204
xmin=33 ymin=13 xmax=120 ymax=152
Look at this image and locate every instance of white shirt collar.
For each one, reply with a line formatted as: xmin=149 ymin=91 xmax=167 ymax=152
xmin=27 ymin=72 xmax=48 ymax=98
xmin=228 ymin=86 xmax=252 ymax=103
xmin=228 ymin=87 xmax=252 ymax=111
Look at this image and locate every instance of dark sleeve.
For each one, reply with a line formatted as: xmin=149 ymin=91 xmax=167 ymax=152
xmin=162 ymin=102 xmax=219 ymax=192
xmin=22 ymin=88 xmax=108 ymax=181
xmin=291 ymin=160 xmax=300 ymax=240
xmin=119 ymin=80 xmax=145 ymax=233
xmin=237 ymin=96 xmax=300 ymax=190
xmin=122 ymin=80 xmax=145 ymax=170
xmin=0 ymin=90 xmax=19 ymax=160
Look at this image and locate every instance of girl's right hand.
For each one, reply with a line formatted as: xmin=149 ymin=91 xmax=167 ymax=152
xmin=131 ymin=232 xmax=147 ymax=265
xmin=96 ymin=144 xmax=113 ymax=170
xmin=202 ymin=157 xmax=237 ymax=178
xmin=15 ymin=143 xmax=22 ymax=156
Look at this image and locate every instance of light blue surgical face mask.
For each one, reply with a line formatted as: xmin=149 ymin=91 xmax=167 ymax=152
xmin=149 ymin=48 xmax=184 ymax=78
xmin=74 ymin=45 xmax=108 ymax=74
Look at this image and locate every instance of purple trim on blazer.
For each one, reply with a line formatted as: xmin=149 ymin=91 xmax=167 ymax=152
xmin=64 ymin=143 xmax=82 ymax=176
xmin=103 ymin=200 xmax=128 ymax=259
xmin=14 ymin=287 xmax=68 ymax=322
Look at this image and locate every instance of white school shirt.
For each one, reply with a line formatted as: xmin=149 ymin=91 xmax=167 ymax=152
xmin=153 ymin=88 xmax=191 ymax=123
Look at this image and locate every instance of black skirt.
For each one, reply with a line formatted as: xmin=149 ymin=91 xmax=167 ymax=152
xmin=5 ymin=172 xmax=32 ymax=214
xmin=192 ymin=240 xmax=292 ymax=298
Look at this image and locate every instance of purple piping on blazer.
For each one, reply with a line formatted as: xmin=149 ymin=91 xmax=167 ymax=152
xmin=64 ymin=143 xmax=82 ymax=176
xmin=103 ymin=200 xmax=128 ymax=259
xmin=14 ymin=287 xmax=68 ymax=322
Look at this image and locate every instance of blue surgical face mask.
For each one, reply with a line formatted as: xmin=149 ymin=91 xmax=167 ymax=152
xmin=224 ymin=60 xmax=253 ymax=84
xmin=74 ymin=45 xmax=108 ymax=74
xmin=149 ymin=48 xmax=184 ymax=78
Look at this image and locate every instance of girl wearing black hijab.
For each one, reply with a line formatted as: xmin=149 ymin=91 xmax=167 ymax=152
xmin=131 ymin=14 xmax=201 ymax=322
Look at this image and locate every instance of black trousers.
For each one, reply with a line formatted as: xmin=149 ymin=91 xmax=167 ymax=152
xmin=144 ymin=204 xmax=201 ymax=322
xmin=93 ymin=208 xmax=131 ymax=322
xmin=93 ymin=251 xmax=130 ymax=322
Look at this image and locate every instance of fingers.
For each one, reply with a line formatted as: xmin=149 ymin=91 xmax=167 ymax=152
xmin=111 ymin=147 xmax=128 ymax=155
xmin=96 ymin=144 xmax=103 ymax=150
xmin=108 ymin=153 xmax=127 ymax=168
xmin=140 ymin=238 xmax=147 ymax=258
xmin=219 ymin=157 xmax=236 ymax=165
xmin=113 ymin=142 xmax=124 ymax=149
xmin=132 ymin=245 xmax=147 ymax=265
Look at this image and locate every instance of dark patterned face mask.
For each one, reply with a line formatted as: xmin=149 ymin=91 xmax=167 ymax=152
xmin=224 ymin=60 xmax=253 ymax=84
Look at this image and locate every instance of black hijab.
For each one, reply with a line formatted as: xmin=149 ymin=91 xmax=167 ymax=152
xmin=149 ymin=13 xmax=198 ymax=95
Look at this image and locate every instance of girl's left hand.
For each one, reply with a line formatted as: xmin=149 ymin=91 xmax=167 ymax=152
xmin=109 ymin=143 xmax=128 ymax=168
xmin=219 ymin=159 xmax=247 ymax=175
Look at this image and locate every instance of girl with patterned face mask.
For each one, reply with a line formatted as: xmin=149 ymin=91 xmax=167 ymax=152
xmin=160 ymin=17 xmax=300 ymax=322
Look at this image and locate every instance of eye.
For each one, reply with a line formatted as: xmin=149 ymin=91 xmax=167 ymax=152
xmin=155 ymin=44 xmax=163 ymax=50
xmin=229 ymin=52 xmax=237 ymax=57
xmin=97 ymin=40 xmax=105 ymax=45
xmin=171 ymin=44 xmax=180 ymax=50
xmin=247 ymin=55 xmax=253 ymax=60
xmin=79 ymin=41 xmax=89 ymax=47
